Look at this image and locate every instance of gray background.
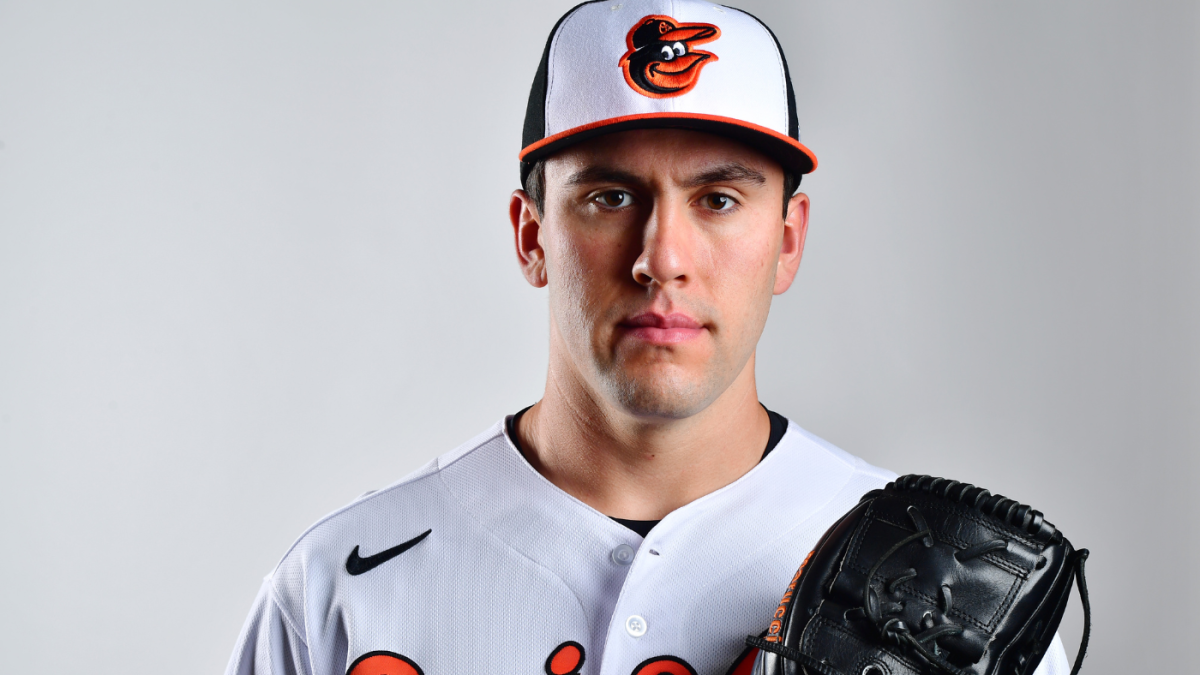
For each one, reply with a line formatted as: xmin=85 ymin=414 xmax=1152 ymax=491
xmin=0 ymin=1 xmax=1195 ymax=673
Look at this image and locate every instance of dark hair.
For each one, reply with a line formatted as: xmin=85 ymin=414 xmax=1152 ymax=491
xmin=522 ymin=159 xmax=800 ymax=218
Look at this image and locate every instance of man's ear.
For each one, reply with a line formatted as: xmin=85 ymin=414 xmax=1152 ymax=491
xmin=773 ymin=191 xmax=809 ymax=295
xmin=510 ymin=189 xmax=548 ymax=288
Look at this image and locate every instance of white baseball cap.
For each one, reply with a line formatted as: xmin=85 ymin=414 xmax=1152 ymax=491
xmin=519 ymin=0 xmax=817 ymax=182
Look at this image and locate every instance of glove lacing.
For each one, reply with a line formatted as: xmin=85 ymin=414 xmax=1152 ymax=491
xmin=857 ymin=505 xmax=969 ymax=675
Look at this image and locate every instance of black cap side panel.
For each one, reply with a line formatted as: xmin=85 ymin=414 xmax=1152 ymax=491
xmin=521 ymin=32 xmax=553 ymax=152
xmin=728 ymin=5 xmax=799 ymax=140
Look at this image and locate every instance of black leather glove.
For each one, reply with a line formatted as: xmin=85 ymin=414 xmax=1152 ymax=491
xmin=748 ymin=475 xmax=1091 ymax=675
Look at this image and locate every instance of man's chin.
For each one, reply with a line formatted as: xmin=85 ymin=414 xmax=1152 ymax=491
xmin=600 ymin=370 xmax=718 ymax=420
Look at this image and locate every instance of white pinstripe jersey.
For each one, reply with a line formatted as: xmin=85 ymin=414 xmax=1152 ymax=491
xmin=226 ymin=417 xmax=1069 ymax=675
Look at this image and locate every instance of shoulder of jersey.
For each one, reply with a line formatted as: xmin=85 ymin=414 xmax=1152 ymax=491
xmin=781 ymin=422 xmax=897 ymax=485
xmin=264 ymin=422 xmax=507 ymax=584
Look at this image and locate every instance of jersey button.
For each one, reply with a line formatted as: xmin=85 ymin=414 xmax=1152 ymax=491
xmin=611 ymin=544 xmax=635 ymax=565
xmin=625 ymin=614 xmax=648 ymax=637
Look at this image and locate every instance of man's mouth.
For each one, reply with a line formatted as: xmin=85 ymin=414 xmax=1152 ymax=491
xmin=618 ymin=312 xmax=705 ymax=345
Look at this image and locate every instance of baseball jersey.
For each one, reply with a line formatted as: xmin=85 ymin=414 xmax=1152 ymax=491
xmin=226 ymin=416 xmax=1071 ymax=675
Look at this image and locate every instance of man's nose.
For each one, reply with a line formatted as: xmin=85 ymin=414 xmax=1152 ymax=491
xmin=631 ymin=199 xmax=694 ymax=287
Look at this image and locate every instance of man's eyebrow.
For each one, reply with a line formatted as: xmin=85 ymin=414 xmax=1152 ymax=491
xmin=682 ymin=163 xmax=767 ymax=188
xmin=564 ymin=162 xmax=767 ymax=189
xmin=566 ymin=166 xmax=645 ymax=187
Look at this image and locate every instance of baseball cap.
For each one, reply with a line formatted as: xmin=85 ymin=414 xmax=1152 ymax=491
xmin=519 ymin=0 xmax=817 ymax=183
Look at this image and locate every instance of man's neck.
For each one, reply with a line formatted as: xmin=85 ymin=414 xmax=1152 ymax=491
xmin=514 ymin=355 xmax=771 ymax=521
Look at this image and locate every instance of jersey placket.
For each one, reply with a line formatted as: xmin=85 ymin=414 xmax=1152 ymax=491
xmin=595 ymin=502 xmax=708 ymax=675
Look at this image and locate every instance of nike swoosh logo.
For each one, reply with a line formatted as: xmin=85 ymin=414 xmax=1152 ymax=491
xmin=345 ymin=529 xmax=432 ymax=576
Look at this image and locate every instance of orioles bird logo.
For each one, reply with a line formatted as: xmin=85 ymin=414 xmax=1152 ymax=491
xmin=620 ymin=15 xmax=720 ymax=98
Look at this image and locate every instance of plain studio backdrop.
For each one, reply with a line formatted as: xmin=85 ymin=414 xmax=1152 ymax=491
xmin=0 ymin=1 xmax=1196 ymax=673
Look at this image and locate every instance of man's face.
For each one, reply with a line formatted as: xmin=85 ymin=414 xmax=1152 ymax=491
xmin=514 ymin=129 xmax=807 ymax=419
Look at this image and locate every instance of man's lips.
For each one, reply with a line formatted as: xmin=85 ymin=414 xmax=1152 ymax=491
xmin=618 ymin=312 xmax=705 ymax=345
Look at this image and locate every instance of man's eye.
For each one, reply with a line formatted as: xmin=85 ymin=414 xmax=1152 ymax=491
xmin=702 ymin=194 xmax=735 ymax=210
xmin=595 ymin=191 xmax=633 ymax=208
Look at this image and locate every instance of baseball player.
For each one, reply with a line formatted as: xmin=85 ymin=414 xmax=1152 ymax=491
xmin=226 ymin=2 xmax=1072 ymax=674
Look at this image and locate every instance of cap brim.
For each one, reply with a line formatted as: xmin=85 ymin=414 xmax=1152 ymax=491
xmin=519 ymin=112 xmax=817 ymax=178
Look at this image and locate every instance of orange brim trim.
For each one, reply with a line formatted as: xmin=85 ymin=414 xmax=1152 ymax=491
xmin=519 ymin=112 xmax=817 ymax=172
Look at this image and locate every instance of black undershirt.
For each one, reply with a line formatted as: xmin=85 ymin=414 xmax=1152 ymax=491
xmin=505 ymin=405 xmax=789 ymax=538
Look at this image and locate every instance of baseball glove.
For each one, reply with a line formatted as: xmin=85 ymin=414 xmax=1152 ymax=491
xmin=747 ymin=475 xmax=1091 ymax=675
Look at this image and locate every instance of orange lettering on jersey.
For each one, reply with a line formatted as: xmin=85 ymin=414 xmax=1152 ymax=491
xmin=545 ymin=641 xmax=585 ymax=675
xmin=725 ymin=646 xmax=759 ymax=675
xmin=345 ymin=651 xmax=423 ymax=675
xmin=630 ymin=655 xmax=698 ymax=675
